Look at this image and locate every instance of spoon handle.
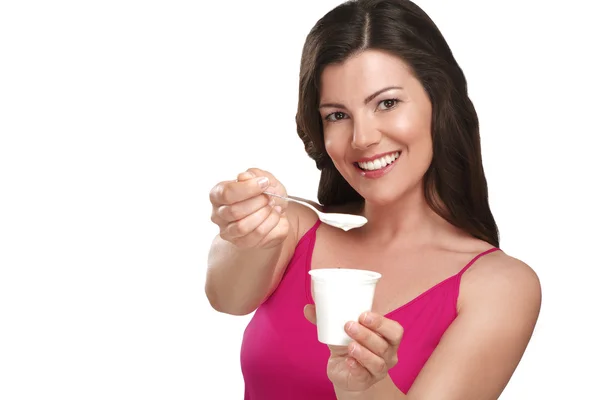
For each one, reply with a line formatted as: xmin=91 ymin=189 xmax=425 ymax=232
xmin=263 ymin=191 xmax=321 ymax=215
xmin=263 ymin=191 xmax=287 ymax=201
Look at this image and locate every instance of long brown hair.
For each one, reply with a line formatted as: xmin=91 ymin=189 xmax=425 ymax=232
xmin=295 ymin=0 xmax=499 ymax=247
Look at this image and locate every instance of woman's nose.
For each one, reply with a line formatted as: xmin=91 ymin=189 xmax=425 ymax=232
xmin=351 ymin=117 xmax=381 ymax=150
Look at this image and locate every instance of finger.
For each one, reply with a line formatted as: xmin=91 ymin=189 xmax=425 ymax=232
xmin=236 ymin=170 xmax=255 ymax=182
xmin=347 ymin=341 xmax=388 ymax=378
xmin=232 ymin=205 xmax=283 ymax=248
xmin=246 ymin=168 xmax=270 ymax=180
xmin=210 ymin=208 xmax=226 ymax=227
xmin=245 ymin=168 xmax=289 ymax=208
xmin=303 ymin=304 xmax=317 ymax=325
xmin=217 ymin=194 xmax=273 ymax=222
xmin=246 ymin=168 xmax=282 ymax=194
xmin=253 ymin=206 xmax=285 ymax=247
xmin=256 ymin=212 xmax=291 ymax=249
xmin=345 ymin=320 xmax=389 ymax=358
xmin=225 ymin=203 xmax=275 ymax=239
xmin=359 ymin=312 xmax=404 ymax=347
xmin=344 ymin=356 xmax=371 ymax=381
xmin=209 ymin=177 xmax=270 ymax=206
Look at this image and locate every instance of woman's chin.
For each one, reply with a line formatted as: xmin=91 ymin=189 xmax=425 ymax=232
xmin=354 ymin=182 xmax=423 ymax=208
xmin=357 ymin=190 xmax=403 ymax=207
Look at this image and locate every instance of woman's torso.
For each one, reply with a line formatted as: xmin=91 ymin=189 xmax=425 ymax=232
xmin=240 ymin=218 xmax=498 ymax=399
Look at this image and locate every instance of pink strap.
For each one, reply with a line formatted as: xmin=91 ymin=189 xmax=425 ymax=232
xmin=457 ymin=247 xmax=500 ymax=277
xmin=305 ymin=219 xmax=321 ymax=237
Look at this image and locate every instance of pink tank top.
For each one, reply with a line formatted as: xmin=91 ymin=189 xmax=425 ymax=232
xmin=240 ymin=220 xmax=499 ymax=398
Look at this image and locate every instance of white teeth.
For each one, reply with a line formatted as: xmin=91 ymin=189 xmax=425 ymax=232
xmin=357 ymin=152 xmax=400 ymax=171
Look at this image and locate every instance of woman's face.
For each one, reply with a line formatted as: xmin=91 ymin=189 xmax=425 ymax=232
xmin=319 ymin=49 xmax=433 ymax=205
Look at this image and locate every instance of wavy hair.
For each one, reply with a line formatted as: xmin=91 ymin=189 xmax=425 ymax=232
xmin=295 ymin=0 xmax=499 ymax=247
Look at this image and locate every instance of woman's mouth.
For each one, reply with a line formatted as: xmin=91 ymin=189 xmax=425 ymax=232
xmin=352 ymin=151 xmax=401 ymax=179
xmin=354 ymin=151 xmax=400 ymax=171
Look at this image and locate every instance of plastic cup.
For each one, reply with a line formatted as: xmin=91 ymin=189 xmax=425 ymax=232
xmin=308 ymin=268 xmax=382 ymax=346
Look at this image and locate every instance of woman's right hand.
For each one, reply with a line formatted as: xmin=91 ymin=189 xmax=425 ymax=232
xmin=209 ymin=168 xmax=290 ymax=250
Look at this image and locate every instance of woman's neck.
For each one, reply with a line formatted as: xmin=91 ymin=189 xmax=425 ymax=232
xmin=357 ymin=187 xmax=456 ymax=246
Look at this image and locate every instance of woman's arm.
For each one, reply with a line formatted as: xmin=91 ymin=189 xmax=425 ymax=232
xmin=205 ymin=168 xmax=319 ymax=315
xmin=314 ymin=252 xmax=541 ymax=400
xmin=406 ymin=253 xmax=541 ymax=399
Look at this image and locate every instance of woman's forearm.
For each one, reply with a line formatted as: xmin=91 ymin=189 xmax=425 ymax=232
xmin=335 ymin=375 xmax=408 ymax=400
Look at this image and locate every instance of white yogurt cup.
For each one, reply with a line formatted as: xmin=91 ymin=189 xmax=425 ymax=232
xmin=309 ymin=268 xmax=382 ymax=346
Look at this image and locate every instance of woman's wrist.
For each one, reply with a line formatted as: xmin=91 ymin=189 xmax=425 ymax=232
xmin=334 ymin=375 xmax=407 ymax=400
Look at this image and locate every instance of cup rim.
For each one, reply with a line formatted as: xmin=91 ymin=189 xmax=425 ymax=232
xmin=308 ymin=268 xmax=382 ymax=283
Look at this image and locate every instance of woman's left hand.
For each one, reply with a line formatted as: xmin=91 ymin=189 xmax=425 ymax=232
xmin=304 ymin=304 xmax=404 ymax=393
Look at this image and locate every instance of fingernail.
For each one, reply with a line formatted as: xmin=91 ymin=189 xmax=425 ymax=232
xmin=269 ymin=198 xmax=275 ymax=207
xmin=274 ymin=205 xmax=282 ymax=214
xmin=257 ymin=177 xmax=269 ymax=188
xmin=363 ymin=313 xmax=372 ymax=325
xmin=347 ymin=321 xmax=358 ymax=334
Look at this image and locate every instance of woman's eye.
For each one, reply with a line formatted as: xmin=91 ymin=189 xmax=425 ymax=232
xmin=377 ymin=99 xmax=399 ymax=110
xmin=325 ymin=111 xmax=348 ymax=122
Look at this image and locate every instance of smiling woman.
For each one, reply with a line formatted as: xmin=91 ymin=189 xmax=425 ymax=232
xmin=296 ymin=4 xmax=499 ymax=247
xmin=317 ymin=52 xmax=435 ymax=206
xmin=205 ymin=0 xmax=541 ymax=399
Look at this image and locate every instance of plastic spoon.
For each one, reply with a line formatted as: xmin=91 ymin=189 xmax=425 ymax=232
xmin=264 ymin=192 xmax=367 ymax=231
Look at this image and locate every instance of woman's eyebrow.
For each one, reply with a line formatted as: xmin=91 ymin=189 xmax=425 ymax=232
xmin=319 ymin=86 xmax=404 ymax=109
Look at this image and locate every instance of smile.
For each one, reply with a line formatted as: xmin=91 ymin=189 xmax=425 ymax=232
xmin=355 ymin=151 xmax=400 ymax=171
xmin=352 ymin=151 xmax=401 ymax=179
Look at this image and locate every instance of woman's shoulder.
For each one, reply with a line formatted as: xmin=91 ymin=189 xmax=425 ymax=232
xmin=287 ymin=198 xmax=363 ymax=241
xmin=459 ymin=248 xmax=542 ymax=316
xmin=285 ymin=197 xmax=319 ymax=242
xmin=464 ymin=249 xmax=539 ymax=287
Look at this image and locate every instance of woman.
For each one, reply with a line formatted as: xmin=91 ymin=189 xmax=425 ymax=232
xmin=205 ymin=0 xmax=541 ymax=398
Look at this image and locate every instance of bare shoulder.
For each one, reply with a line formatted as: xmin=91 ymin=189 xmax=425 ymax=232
xmin=266 ymin=198 xmax=319 ymax=297
xmin=285 ymin=197 xmax=319 ymax=241
xmin=460 ymin=250 xmax=542 ymax=317
xmin=464 ymin=250 xmax=541 ymax=294
xmin=407 ymin=249 xmax=542 ymax=398
xmin=284 ymin=197 xmax=362 ymax=242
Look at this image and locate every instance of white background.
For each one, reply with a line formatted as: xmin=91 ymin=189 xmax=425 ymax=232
xmin=1 ymin=0 xmax=598 ymax=399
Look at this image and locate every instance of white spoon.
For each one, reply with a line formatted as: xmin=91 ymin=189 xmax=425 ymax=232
xmin=264 ymin=192 xmax=367 ymax=231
